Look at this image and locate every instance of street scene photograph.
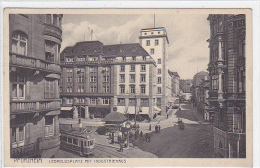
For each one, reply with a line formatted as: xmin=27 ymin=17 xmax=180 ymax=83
xmin=7 ymin=10 xmax=247 ymax=160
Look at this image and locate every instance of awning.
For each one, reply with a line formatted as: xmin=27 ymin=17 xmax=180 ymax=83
xmin=153 ymin=106 xmax=161 ymax=113
xmin=61 ymin=107 xmax=73 ymax=111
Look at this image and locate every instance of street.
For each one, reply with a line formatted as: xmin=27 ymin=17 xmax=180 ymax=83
xmin=55 ymin=101 xmax=214 ymax=158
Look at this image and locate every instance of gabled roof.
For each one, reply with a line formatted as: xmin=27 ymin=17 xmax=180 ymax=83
xmin=103 ymin=43 xmax=150 ymax=57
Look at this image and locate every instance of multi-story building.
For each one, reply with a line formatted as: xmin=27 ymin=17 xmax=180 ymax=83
xmin=9 ymin=14 xmax=62 ymax=158
xmin=111 ymin=43 xmax=158 ymax=120
xmin=180 ymin=79 xmax=193 ymax=93
xmin=60 ymin=41 xmax=115 ymax=119
xmin=169 ymin=71 xmax=180 ymax=97
xmin=60 ymin=41 xmax=158 ymax=120
xmin=192 ymin=71 xmax=209 ymax=107
xmin=139 ymin=27 xmax=170 ymax=115
xmin=207 ymin=14 xmax=246 ymax=158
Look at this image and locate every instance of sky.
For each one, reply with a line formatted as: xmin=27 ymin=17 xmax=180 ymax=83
xmin=61 ymin=14 xmax=210 ymax=79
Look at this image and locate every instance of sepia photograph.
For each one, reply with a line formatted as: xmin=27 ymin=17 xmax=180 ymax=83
xmin=3 ymin=8 xmax=253 ymax=167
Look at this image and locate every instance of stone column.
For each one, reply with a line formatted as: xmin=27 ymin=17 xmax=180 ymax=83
xmin=85 ymin=106 xmax=89 ymax=119
xmin=73 ymin=106 xmax=78 ymax=119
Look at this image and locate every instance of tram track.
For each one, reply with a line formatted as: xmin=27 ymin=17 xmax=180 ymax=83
xmin=94 ymin=144 xmax=129 ymax=158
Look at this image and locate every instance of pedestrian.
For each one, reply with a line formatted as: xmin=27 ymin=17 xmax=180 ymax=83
xmin=149 ymin=124 xmax=151 ymax=131
xmin=167 ymin=114 xmax=168 ymax=119
xmin=140 ymin=131 xmax=143 ymax=138
xmin=155 ymin=125 xmax=158 ymax=133
xmin=111 ymin=133 xmax=114 ymax=144
xmin=145 ymin=133 xmax=148 ymax=142
xmin=118 ymin=134 xmax=121 ymax=144
xmin=120 ymin=143 xmax=123 ymax=153
xmin=159 ymin=125 xmax=161 ymax=133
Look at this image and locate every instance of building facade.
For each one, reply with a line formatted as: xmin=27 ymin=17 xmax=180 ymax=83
xmin=192 ymin=71 xmax=209 ymax=107
xmin=9 ymin=14 xmax=62 ymax=158
xmin=169 ymin=71 xmax=180 ymax=97
xmin=180 ymin=79 xmax=193 ymax=93
xmin=207 ymin=14 xmax=246 ymax=158
xmin=60 ymin=41 xmax=158 ymax=120
xmin=139 ymin=27 xmax=170 ymax=115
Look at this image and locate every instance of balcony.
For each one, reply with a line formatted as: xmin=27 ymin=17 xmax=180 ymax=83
xmin=43 ymin=24 xmax=62 ymax=42
xmin=11 ymin=141 xmax=40 ymax=158
xmin=61 ymin=60 xmax=114 ymax=66
xmin=10 ymin=54 xmax=61 ymax=74
xmin=61 ymin=92 xmax=114 ymax=97
xmin=10 ymin=99 xmax=61 ymax=114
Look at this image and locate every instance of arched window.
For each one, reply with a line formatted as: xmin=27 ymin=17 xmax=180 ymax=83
xmin=12 ymin=31 xmax=27 ymax=55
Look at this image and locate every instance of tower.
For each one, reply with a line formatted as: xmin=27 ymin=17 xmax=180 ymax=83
xmin=139 ymin=27 xmax=170 ymax=115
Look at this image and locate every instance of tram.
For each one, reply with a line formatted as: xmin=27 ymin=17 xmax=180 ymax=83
xmin=60 ymin=125 xmax=95 ymax=156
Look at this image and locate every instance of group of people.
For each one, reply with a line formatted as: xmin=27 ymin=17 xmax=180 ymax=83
xmin=148 ymin=124 xmax=161 ymax=133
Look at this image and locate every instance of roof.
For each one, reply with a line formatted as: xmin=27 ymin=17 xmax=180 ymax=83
xmin=168 ymin=70 xmax=180 ymax=77
xmin=102 ymin=112 xmax=127 ymax=122
xmin=103 ymin=43 xmax=150 ymax=57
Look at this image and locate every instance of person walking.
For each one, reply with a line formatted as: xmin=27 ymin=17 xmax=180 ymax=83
xmin=149 ymin=124 xmax=151 ymax=131
xmin=140 ymin=131 xmax=143 ymax=138
xmin=155 ymin=125 xmax=158 ymax=133
xmin=119 ymin=143 xmax=123 ymax=153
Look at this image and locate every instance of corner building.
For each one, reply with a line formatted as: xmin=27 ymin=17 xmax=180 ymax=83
xmin=139 ymin=27 xmax=170 ymax=115
xmin=60 ymin=41 xmax=157 ymax=120
xmin=207 ymin=14 xmax=246 ymax=158
xmin=9 ymin=14 xmax=62 ymax=158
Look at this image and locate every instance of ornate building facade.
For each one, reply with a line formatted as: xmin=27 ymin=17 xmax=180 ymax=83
xmin=207 ymin=14 xmax=246 ymax=158
xmin=9 ymin=14 xmax=62 ymax=158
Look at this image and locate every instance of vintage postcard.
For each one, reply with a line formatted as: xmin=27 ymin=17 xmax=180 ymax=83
xmin=3 ymin=8 xmax=253 ymax=167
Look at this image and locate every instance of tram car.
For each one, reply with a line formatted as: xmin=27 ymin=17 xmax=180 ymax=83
xmin=60 ymin=125 xmax=95 ymax=156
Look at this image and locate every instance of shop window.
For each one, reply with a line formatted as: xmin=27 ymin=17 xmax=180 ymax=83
xmin=12 ymin=31 xmax=27 ymax=55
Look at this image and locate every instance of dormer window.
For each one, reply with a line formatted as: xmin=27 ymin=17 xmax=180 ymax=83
xmin=122 ymin=57 xmax=126 ymax=61
xmin=158 ymin=31 xmax=160 ymax=34
xmin=151 ymin=32 xmax=154 ymax=35
xmin=142 ymin=56 xmax=146 ymax=61
xmin=132 ymin=57 xmax=136 ymax=61
xmin=81 ymin=49 xmax=85 ymax=53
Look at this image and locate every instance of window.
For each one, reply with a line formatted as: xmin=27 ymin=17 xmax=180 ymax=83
xmin=118 ymin=98 xmax=125 ymax=104
xmin=67 ymin=69 xmax=73 ymax=83
xmin=120 ymin=74 xmax=125 ymax=83
xmin=12 ymin=31 xmax=27 ymax=55
xmin=129 ymin=98 xmax=136 ymax=105
xmin=45 ymin=116 xmax=54 ymax=137
xmin=158 ymin=68 xmax=161 ymax=74
xmin=158 ymin=59 xmax=161 ymax=64
xmin=142 ymin=56 xmax=146 ymax=61
xmin=90 ymin=86 xmax=97 ymax=93
xmin=90 ymin=76 xmax=97 ymax=82
xmin=102 ymin=66 xmax=109 ymax=72
xmin=67 ymin=97 xmax=73 ymax=104
xmin=66 ymin=57 xmax=74 ymax=62
xmin=90 ymin=57 xmax=98 ymax=61
xmin=140 ymin=74 xmax=146 ymax=82
xmin=68 ymin=138 xmax=72 ymax=143
xmin=155 ymin=40 xmax=159 ymax=46
xmin=11 ymin=75 xmax=26 ymax=100
xmin=120 ymin=85 xmax=125 ymax=94
xmin=122 ymin=57 xmax=126 ymax=61
xmin=130 ymin=74 xmax=135 ymax=83
xmin=141 ymin=86 xmax=146 ymax=94
xmin=146 ymin=40 xmax=150 ymax=46
xmin=78 ymin=98 xmax=85 ymax=104
xmin=157 ymin=87 xmax=162 ymax=94
xmin=120 ymin=65 xmax=125 ymax=72
xmin=211 ymin=75 xmax=219 ymax=90
xmin=90 ymin=97 xmax=97 ymax=104
xmin=45 ymin=78 xmax=56 ymax=98
xmin=141 ymin=65 xmax=146 ymax=71
xmin=238 ymin=69 xmax=245 ymax=93
xmin=77 ymin=69 xmax=84 ymax=83
xmin=90 ymin=67 xmax=96 ymax=72
xmin=103 ymin=76 xmax=109 ymax=82
xmin=130 ymin=65 xmax=135 ymax=72
xmin=11 ymin=126 xmax=25 ymax=145
xmin=45 ymin=40 xmax=58 ymax=63
xmin=77 ymin=86 xmax=84 ymax=93
xmin=150 ymin=49 xmax=154 ymax=55
xmin=158 ymin=77 xmax=161 ymax=84
xmin=103 ymin=98 xmax=111 ymax=105
xmin=132 ymin=57 xmax=136 ymax=61
xmin=73 ymin=139 xmax=78 ymax=145
xmin=67 ymin=86 xmax=73 ymax=93
xmin=103 ymin=86 xmax=109 ymax=93
xmin=141 ymin=99 xmax=149 ymax=106
xmin=130 ymin=85 xmax=135 ymax=94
